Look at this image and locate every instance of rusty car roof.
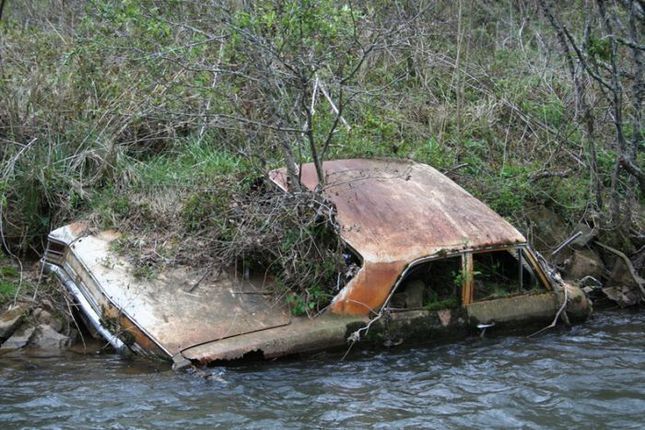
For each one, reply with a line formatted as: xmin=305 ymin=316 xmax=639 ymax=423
xmin=270 ymin=158 xmax=526 ymax=264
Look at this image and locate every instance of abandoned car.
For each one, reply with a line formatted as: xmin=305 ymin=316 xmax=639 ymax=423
xmin=42 ymin=159 xmax=591 ymax=368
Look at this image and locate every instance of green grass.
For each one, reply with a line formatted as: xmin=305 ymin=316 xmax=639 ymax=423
xmin=0 ymin=280 xmax=18 ymax=304
xmin=86 ymin=139 xmax=252 ymax=229
xmin=424 ymin=297 xmax=459 ymax=312
xmin=0 ymin=260 xmax=20 ymax=306
xmin=131 ymin=140 xmax=249 ymax=190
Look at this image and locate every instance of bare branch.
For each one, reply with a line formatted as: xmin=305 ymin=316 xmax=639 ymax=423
xmin=561 ymin=25 xmax=614 ymax=92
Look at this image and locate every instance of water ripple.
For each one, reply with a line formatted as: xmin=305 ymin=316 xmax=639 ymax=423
xmin=1 ymin=311 xmax=644 ymax=429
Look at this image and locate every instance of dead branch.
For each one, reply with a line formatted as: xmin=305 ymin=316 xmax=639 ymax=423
xmin=528 ymin=283 xmax=569 ymax=337
xmin=442 ymin=163 xmax=469 ymax=177
xmin=595 ymin=241 xmax=645 ymax=300
xmin=551 ymin=231 xmax=583 ymax=256
xmin=530 ymin=169 xmax=571 ymax=182
xmin=561 ymin=25 xmax=614 ymax=92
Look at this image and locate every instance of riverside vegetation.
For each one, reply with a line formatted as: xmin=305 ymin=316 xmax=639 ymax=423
xmin=0 ymin=1 xmax=642 ymax=319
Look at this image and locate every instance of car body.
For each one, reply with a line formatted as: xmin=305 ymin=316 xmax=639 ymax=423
xmin=42 ymin=159 xmax=591 ymax=368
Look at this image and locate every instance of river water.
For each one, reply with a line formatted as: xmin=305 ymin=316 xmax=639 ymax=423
xmin=1 ymin=310 xmax=644 ymax=429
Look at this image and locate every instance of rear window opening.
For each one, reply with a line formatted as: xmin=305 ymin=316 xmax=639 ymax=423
xmin=473 ymin=249 xmax=542 ymax=301
xmin=341 ymin=247 xmax=362 ymax=289
xmin=390 ymin=256 xmax=461 ymax=311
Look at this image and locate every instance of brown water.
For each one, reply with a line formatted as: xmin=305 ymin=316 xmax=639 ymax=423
xmin=1 ymin=310 xmax=644 ymax=429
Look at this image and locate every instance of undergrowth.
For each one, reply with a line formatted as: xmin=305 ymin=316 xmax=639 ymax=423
xmin=106 ymin=181 xmax=344 ymax=316
xmin=0 ymin=254 xmax=43 ymax=309
xmin=0 ymin=1 xmax=642 ymax=310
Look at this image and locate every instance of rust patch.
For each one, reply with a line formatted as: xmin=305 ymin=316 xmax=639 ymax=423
xmin=96 ymin=229 xmax=121 ymax=242
xmin=101 ymin=305 xmax=167 ymax=358
xmin=563 ymin=283 xmax=593 ymax=321
xmin=68 ymin=221 xmax=90 ymax=236
xmin=181 ymin=315 xmax=366 ymax=364
xmin=330 ymin=261 xmax=405 ymax=316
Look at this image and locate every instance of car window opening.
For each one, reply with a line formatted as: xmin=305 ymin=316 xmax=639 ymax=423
xmin=390 ymin=257 xmax=462 ymax=311
xmin=473 ymin=249 xmax=542 ymax=301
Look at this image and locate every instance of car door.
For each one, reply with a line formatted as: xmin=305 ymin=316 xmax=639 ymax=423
xmin=463 ymin=247 xmax=559 ymax=329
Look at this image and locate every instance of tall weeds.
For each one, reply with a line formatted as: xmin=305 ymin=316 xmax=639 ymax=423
xmin=0 ymin=0 xmax=641 ymax=262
